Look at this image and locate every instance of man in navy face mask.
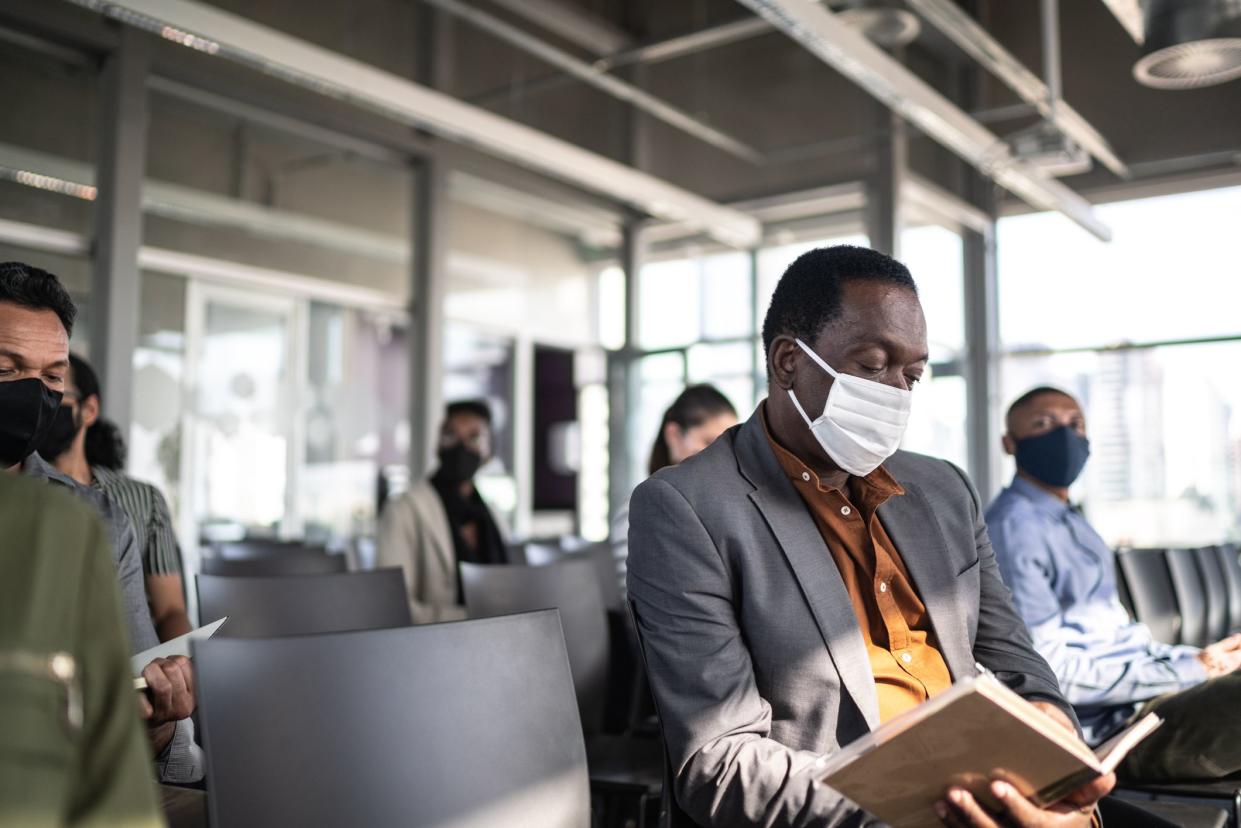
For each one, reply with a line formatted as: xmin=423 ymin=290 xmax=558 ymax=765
xmin=988 ymin=386 xmax=1241 ymax=785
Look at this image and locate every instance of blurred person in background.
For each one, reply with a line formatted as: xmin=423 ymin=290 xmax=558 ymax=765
xmin=0 ymin=261 xmax=202 ymax=784
xmin=0 ymin=474 xmax=163 ymax=828
xmin=610 ymin=384 xmax=738 ymax=590
xmin=40 ymin=353 xmax=192 ymax=641
xmin=378 ymin=400 xmax=505 ymax=623
xmin=988 ymin=386 xmax=1241 ymax=784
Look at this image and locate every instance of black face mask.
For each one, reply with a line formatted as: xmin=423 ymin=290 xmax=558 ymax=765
xmin=0 ymin=378 xmax=64 ymax=468
xmin=437 ymin=443 xmax=483 ymax=483
xmin=37 ymin=403 xmax=81 ymax=462
xmin=1015 ymin=425 xmax=1091 ymax=489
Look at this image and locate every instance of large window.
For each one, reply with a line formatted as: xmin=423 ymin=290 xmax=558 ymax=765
xmin=997 ymin=186 xmax=1241 ymax=546
xmin=900 ymin=225 xmax=967 ymax=470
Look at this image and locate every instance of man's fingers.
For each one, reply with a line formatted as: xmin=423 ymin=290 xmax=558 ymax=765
xmin=990 ymin=780 xmax=1049 ymax=824
xmin=141 ymin=660 xmax=173 ymax=717
xmin=945 ymin=788 xmax=1001 ymax=828
xmin=1061 ymin=772 xmax=1114 ymax=809
xmin=137 ymin=693 xmax=153 ymax=719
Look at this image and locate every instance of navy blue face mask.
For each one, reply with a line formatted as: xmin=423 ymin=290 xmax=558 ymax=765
xmin=1015 ymin=425 xmax=1091 ymax=488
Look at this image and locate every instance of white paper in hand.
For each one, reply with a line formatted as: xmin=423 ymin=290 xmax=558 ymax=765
xmin=131 ymin=617 xmax=227 ymax=688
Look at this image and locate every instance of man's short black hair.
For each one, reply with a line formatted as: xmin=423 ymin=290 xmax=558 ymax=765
xmin=445 ymin=399 xmax=492 ymax=425
xmin=1004 ymin=386 xmax=1078 ymax=431
xmin=0 ymin=261 xmax=76 ymax=335
xmin=760 ymin=245 xmax=917 ymax=359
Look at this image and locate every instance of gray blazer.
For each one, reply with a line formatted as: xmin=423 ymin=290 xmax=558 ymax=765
xmin=627 ymin=413 xmax=1071 ymax=828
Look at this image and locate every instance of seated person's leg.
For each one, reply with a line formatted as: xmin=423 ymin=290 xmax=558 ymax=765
xmin=1117 ymin=672 xmax=1241 ymax=784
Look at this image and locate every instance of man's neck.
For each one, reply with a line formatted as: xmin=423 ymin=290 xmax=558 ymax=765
xmin=53 ymin=451 xmax=92 ymax=487
xmin=763 ymin=399 xmax=850 ymax=490
xmin=1017 ymin=468 xmax=1069 ymax=502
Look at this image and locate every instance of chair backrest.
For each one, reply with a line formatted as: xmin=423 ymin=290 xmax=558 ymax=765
xmin=1216 ymin=544 xmax=1241 ymax=634
xmin=196 ymin=568 xmax=412 ymax=638
xmin=523 ymin=543 xmax=567 ymax=566
xmin=525 ymin=542 xmax=624 ymax=613
xmin=1116 ymin=548 xmax=1181 ymax=645
xmin=196 ymin=611 xmax=590 ymax=828
xmin=1193 ymin=546 xmax=1230 ymax=644
xmin=461 ymin=559 xmax=610 ymax=733
xmin=199 ymin=551 xmax=348 ymax=577
xmin=1166 ymin=547 xmax=1208 ymax=647
xmin=210 ymin=539 xmax=327 ymax=560
xmin=1114 ymin=556 xmax=1137 ymax=619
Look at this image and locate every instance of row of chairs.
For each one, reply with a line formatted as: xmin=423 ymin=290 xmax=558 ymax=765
xmin=1116 ymin=544 xmax=1241 ymax=646
xmin=1112 ymin=544 xmax=1241 ymax=827
xmin=190 ymin=539 xmax=659 ymax=827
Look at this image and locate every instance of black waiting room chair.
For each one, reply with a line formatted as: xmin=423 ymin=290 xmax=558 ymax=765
xmin=1192 ymin=546 xmax=1231 ymax=645
xmin=194 ymin=611 xmax=590 ymax=828
xmin=198 ymin=549 xmax=347 ymax=577
xmin=461 ymin=560 xmax=663 ymax=827
xmin=1116 ymin=548 xmax=1182 ymax=645
xmin=1215 ymin=544 xmax=1241 ymax=634
xmin=1166 ymin=547 xmax=1210 ymax=647
xmin=196 ymin=568 xmax=411 ymax=638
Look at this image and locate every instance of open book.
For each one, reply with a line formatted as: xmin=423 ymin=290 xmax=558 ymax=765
xmin=132 ymin=617 xmax=228 ymax=690
xmin=815 ymin=672 xmax=1161 ymax=828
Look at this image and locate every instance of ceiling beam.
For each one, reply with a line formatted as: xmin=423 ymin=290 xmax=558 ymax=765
xmin=733 ymin=0 xmax=1112 ymax=240
xmin=483 ymin=0 xmax=631 ymax=55
xmin=424 ymin=0 xmax=764 ymax=164
xmin=66 ymin=0 xmax=760 ymax=247
xmin=1097 ymin=0 xmax=1146 ymax=43
xmin=905 ymin=0 xmax=1128 ymax=178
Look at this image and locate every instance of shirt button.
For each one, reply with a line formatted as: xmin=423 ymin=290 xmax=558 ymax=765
xmin=879 ymin=582 xmax=888 ymax=593
xmin=802 ymin=472 xmax=811 ymax=482
xmin=840 ymin=506 xmax=852 ymax=516
xmin=901 ymin=653 xmax=912 ymax=664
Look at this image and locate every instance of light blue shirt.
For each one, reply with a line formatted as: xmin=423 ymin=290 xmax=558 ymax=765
xmin=986 ymin=474 xmax=1206 ymax=744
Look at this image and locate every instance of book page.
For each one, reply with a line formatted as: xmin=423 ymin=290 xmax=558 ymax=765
xmin=1095 ymin=713 xmax=1163 ymax=773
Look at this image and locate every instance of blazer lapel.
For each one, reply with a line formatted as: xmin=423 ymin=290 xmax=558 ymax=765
xmin=877 ymin=482 xmax=975 ymax=680
xmin=737 ymin=417 xmax=881 ymax=730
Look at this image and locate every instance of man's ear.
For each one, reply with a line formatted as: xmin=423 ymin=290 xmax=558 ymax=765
xmin=1000 ymin=433 xmax=1016 ymax=457
xmin=81 ymin=393 xmax=101 ymax=429
xmin=769 ymin=336 xmax=800 ymax=391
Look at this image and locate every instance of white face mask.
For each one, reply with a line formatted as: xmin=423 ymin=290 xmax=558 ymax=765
xmin=786 ymin=338 xmax=912 ymax=477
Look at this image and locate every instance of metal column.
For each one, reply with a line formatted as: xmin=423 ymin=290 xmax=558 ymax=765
xmin=963 ymin=180 xmax=1002 ymax=500
xmin=607 ymin=220 xmax=643 ymax=521
xmin=409 ymin=157 xmax=448 ymax=479
xmin=865 ymin=103 xmax=906 ymax=257
xmin=92 ymin=26 xmax=148 ymax=436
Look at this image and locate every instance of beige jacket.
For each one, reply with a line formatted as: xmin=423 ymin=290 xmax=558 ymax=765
xmin=376 ymin=480 xmax=468 ymax=624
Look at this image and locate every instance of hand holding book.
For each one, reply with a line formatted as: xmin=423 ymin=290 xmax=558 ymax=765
xmin=814 ymin=672 xmax=1157 ymax=828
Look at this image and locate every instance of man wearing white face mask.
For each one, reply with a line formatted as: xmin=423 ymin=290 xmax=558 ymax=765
xmin=627 ymin=245 xmax=1114 ymax=828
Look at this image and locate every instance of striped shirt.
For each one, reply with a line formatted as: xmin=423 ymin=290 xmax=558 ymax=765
xmin=91 ymin=466 xmax=184 ymax=576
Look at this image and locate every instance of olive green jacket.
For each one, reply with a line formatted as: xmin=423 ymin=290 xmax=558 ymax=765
xmin=0 ymin=474 xmax=164 ymax=827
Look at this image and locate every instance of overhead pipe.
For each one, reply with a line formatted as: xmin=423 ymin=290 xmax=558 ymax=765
xmin=422 ymin=0 xmax=765 ymax=165
xmin=734 ymin=0 xmax=1112 ymax=240
xmin=904 ymin=0 xmax=1129 ymax=178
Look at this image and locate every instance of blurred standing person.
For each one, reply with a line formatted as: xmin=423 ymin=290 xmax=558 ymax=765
xmin=610 ymin=384 xmax=739 ymax=589
xmin=378 ymin=400 xmax=506 ymax=623
xmin=39 ymin=353 xmax=191 ymax=641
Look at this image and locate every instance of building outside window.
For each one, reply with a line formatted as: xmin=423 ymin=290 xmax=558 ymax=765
xmin=996 ymin=185 xmax=1241 ymax=547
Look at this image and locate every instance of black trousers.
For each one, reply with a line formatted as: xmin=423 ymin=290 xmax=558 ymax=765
xmin=1116 ymin=672 xmax=1241 ymax=783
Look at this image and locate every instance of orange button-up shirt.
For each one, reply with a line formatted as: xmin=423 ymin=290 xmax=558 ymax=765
xmin=763 ymin=408 xmax=952 ymax=722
